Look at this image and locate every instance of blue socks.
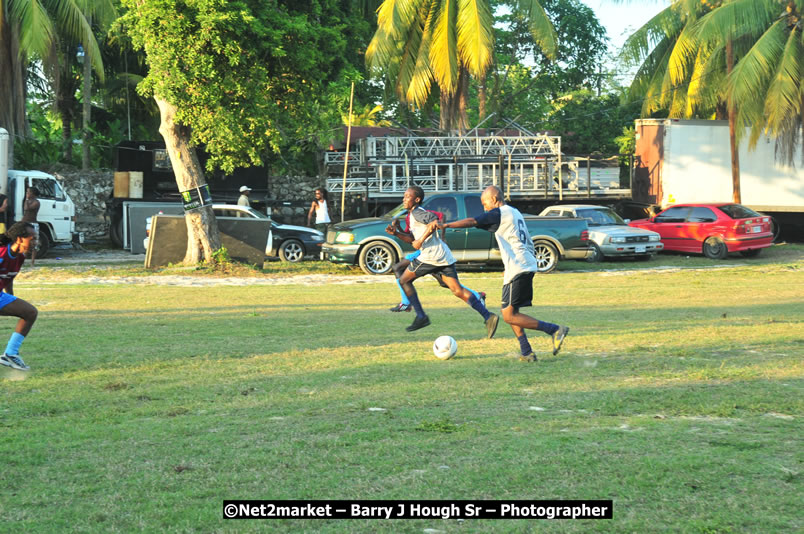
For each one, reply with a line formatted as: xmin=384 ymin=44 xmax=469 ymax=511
xmin=407 ymin=292 xmax=425 ymax=318
xmin=467 ymin=295 xmax=491 ymax=321
xmin=462 ymin=284 xmax=481 ymax=301
xmin=518 ymin=334 xmax=532 ymax=356
xmin=5 ymin=332 xmax=25 ymax=356
xmin=396 ymin=279 xmax=410 ymax=305
xmin=536 ymin=321 xmax=559 ymax=335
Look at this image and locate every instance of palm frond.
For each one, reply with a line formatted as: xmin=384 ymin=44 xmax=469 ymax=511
xmin=518 ymin=0 xmax=556 ymax=60
xmin=727 ymin=19 xmax=786 ymax=110
xmin=429 ymin=0 xmax=458 ymax=95
xmin=762 ymin=27 xmax=803 ymax=141
xmin=455 ymin=0 xmax=493 ymax=77
xmin=694 ymin=0 xmax=778 ymax=44
xmin=11 ymin=0 xmax=57 ymax=59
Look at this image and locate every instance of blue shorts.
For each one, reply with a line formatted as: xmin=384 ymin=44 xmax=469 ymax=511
xmin=0 ymin=292 xmax=18 ymax=310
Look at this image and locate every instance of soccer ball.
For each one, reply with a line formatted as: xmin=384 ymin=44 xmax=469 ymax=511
xmin=432 ymin=335 xmax=458 ymax=360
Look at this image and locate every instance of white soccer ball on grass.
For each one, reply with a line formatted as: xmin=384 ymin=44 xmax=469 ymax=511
xmin=432 ymin=335 xmax=458 ymax=360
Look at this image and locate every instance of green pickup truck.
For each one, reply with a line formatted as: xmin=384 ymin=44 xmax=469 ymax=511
xmin=323 ymin=192 xmax=591 ymax=275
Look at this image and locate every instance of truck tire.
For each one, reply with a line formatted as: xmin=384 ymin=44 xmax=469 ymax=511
xmin=110 ymin=217 xmax=125 ymax=248
xmin=586 ymin=243 xmax=603 ymax=263
xmin=36 ymin=229 xmax=51 ymax=259
xmin=358 ymin=241 xmax=396 ymax=275
xmin=532 ymin=241 xmax=558 ymax=273
xmin=703 ymin=237 xmax=728 ymax=259
xmin=278 ymin=239 xmax=305 ymax=262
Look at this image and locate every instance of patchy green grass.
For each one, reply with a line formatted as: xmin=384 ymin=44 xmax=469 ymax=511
xmin=2 ymin=246 xmax=801 ymax=532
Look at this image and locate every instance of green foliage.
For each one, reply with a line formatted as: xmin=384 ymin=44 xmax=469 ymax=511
xmin=545 ymin=91 xmax=642 ymax=155
xmin=209 ymin=246 xmax=231 ymax=265
xmin=12 ymin=103 xmax=63 ymax=169
xmin=118 ymin=0 xmax=356 ymax=174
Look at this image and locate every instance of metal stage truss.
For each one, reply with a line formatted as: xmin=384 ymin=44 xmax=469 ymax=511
xmin=325 ymin=134 xmax=628 ymax=200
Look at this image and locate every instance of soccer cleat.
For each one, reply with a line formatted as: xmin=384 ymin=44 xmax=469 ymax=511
xmin=479 ymin=292 xmax=487 ymax=307
xmin=389 ymin=303 xmax=412 ymax=312
xmin=552 ymin=325 xmax=570 ymax=355
xmin=0 ymin=353 xmax=30 ymax=371
xmin=519 ymin=352 xmax=537 ymax=362
xmin=485 ymin=313 xmax=499 ymax=339
xmin=406 ymin=314 xmax=431 ymax=332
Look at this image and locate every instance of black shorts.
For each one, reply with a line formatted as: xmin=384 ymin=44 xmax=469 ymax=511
xmin=408 ymin=259 xmax=459 ymax=280
xmin=501 ymin=271 xmax=534 ymax=310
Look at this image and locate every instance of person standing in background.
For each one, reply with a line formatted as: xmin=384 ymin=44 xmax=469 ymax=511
xmin=237 ymin=186 xmax=252 ymax=208
xmin=307 ymin=187 xmax=331 ymax=234
xmin=21 ymin=187 xmax=40 ymax=266
xmin=0 ymin=191 xmax=8 ymax=234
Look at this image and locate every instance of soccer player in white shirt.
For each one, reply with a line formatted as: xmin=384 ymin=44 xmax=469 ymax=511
xmin=386 ymin=187 xmax=499 ymax=337
xmin=439 ymin=186 xmax=569 ymax=361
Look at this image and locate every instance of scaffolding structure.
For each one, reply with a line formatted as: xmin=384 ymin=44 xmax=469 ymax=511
xmin=325 ymin=134 xmax=627 ymax=201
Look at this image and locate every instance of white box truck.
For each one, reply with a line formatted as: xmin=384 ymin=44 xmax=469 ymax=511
xmin=632 ymin=118 xmax=803 ymax=236
xmin=0 ymin=128 xmax=80 ymax=257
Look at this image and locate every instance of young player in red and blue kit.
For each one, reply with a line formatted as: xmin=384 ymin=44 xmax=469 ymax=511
xmin=0 ymin=222 xmax=39 ymax=371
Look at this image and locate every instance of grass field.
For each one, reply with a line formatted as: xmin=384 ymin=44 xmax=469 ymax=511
xmin=1 ymin=245 xmax=802 ymax=532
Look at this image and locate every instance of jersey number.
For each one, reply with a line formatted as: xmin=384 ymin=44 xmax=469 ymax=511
xmin=517 ymin=219 xmax=528 ymax=244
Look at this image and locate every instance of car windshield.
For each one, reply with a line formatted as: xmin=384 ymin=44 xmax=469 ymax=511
xmin=575 ymin=208 xmax=625 ymax=226
xmin=383 ymin=203 xmax=408 ymax=219
xmin=717 ymin=204 xmax=761 ymax=220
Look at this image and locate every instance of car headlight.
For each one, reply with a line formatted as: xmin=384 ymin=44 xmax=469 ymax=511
xmin=610 ymin=236 xmax=626 ymax=244
xmin=309 ymin=235 xmax=324 ymax=242
xmin=649 ymin=235 xmax=660 ymax=242
xmin=335 ymin=232 xmax=355 ymax=244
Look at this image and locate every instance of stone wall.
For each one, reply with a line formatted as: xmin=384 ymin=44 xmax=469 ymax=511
xmin=41 ymin=167 xmax=361 ymax=238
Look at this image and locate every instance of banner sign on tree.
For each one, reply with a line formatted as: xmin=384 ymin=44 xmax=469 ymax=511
xmin=181 ymin=185 xmax=213 ymax=212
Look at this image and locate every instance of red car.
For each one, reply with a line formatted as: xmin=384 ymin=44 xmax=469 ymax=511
xmin=628 ymin=203 xmax=773 ymax=259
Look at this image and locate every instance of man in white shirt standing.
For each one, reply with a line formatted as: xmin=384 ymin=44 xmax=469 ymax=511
xmin=439 ymin=185 xmax=570 ymax=361
xmin=388 ymin=186 xmax=498 ymax=336
xmin=237 ymin=186 xmax=252 ymax=208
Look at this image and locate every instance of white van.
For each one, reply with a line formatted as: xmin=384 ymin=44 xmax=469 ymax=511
xmin=7 ymin=170 xmax=79 ymax=257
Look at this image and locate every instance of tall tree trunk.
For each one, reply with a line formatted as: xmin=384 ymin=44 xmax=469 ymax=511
xmin=82 ymin=44 xmax=92 ymax=170
xmin=478 ymin=73 xmax=486 ymax=122
xmin=155 ymin=97 xmax=222 ymax=264
xmin=0 ymin=20 xmax=29 ymax=167
xmin=439 ymin=90 xmax=452 ymax=131
xmin=726 ymin=39 xmax=741 ymax=203
xmin=456 ymin=66 xmax=469 ymax=133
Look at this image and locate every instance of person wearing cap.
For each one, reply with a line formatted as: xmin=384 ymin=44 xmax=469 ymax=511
xmin=237 ymin=186 xmax=252 ymax=209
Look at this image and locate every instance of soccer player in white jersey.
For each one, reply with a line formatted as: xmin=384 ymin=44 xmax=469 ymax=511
xmin=386 ymin=186 xmax=499 ymax=337
xmin=438 ymin=186 xmax=569 ymax=361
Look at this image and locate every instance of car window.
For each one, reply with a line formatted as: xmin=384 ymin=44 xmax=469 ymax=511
xmin=688 ymin=207 xmax=717 ymax=223
xmin=576 ymin=208 xmax=624 ymax=226
xmin=32 ymin=178 xmax=65 ymax=201
xmin=423 ymin=196 xmax=458 ymax=222
xmin=543 ymin=209 xmax=562 ymax=217
xmin=654 ymin=206 xmax=690 ymax=223
xmin=718 ymin=204 xmax=761 ymax=219
xmin=214 ymin=209 xmax=235 ymax=218
xmin=464 ymin=196 xmax=485 ymax=219
xmin=562 ymin=211 xmax=574 ymax=218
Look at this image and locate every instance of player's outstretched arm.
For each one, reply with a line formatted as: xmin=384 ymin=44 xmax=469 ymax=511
xmin=441 ymin=217 xmax=479 ymax=229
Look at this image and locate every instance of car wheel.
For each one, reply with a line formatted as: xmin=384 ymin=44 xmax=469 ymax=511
xmin=586 ymin=243 xmax=603 ymax=263
xmin=740 ymin=249 xmax=762 ymax=258
xmin=35 ymin=230 xmax=51 ymax=259
xmin=702 ymin=237 xmax=728 ymax=259
xmin=358 ymin=241 xmax=396 ymax=275
xmin=532 ymin=241 xmax=558 ymax=273
xmin=278 ymin=239 xmax=305 ymax=262
xmin=110 ymin=216 xmax=124 ymax=248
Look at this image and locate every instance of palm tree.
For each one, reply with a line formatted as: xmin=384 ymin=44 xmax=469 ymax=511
xmin=621 ymin=1 xmax=804 ymax=202
xmin=695 ymin=0 xmax=803 ymax=164
xmin=366 ymin=0 xmax=557 ymax=131
xmin=0 ymin=0 xmax=108 ymax=166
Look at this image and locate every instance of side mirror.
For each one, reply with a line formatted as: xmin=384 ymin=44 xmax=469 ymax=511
xmin=649 ymin=216 xmax=656 ymax=223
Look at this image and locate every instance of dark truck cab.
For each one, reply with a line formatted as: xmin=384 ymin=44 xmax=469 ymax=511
xmin=323 ymin=192 xmax=591 ymax=274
